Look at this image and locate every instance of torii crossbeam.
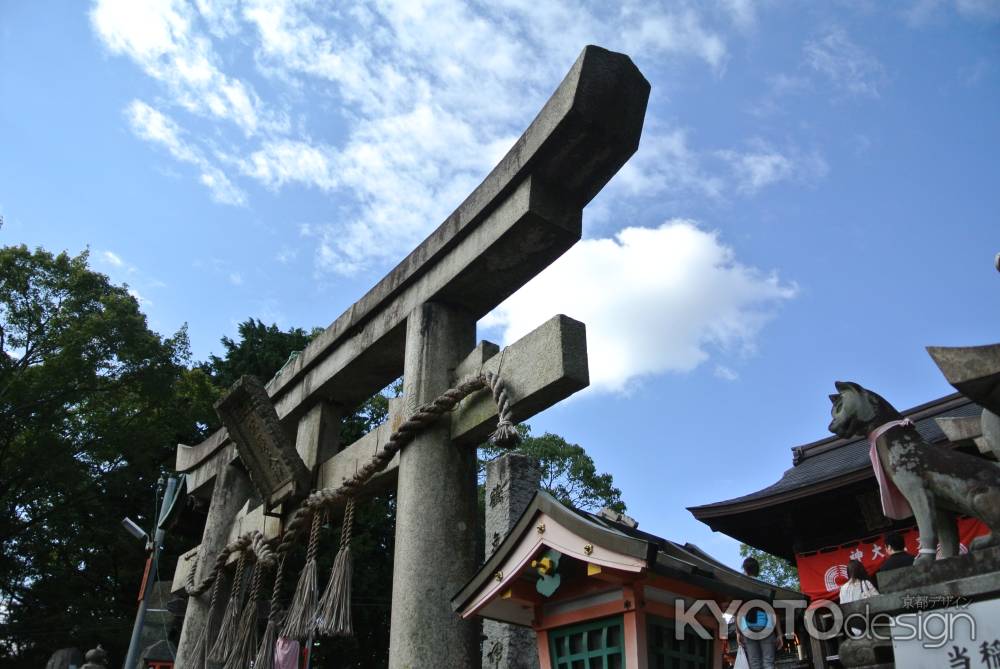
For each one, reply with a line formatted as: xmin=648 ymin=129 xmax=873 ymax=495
xmin=172 ymin=45 xmax=649 ymax=668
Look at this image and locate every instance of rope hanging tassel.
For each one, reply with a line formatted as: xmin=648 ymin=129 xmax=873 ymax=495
xmin=182 ymin=369 xmax=523 ymax=661
xmin=281 ymin=510 xmax=323 ymax=640
xmin=253 ymin=554 xmax=287 ymax=669
xmin=224 ymin=533 xmax=275 ymax=669
xmin=223 ymin=559 xmax=262 ymax=669
xmin=208 ymin=551 xmax=248 ymax=663
xmin=317 ymin=497 xmax=355 ymax=637
xmin=484 ymin=370 xmax=519 ymax=445
xmin=191 ymin=569 xmax=223 ymax=669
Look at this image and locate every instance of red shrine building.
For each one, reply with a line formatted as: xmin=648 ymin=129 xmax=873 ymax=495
xmin=688 ymin=391 xmax=991 ymax=604
xmin=454 ymin=491 xmax=804 ymax=669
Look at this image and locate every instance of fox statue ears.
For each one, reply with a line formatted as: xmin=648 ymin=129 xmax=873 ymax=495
xmin=830 ymin=381 xmax=864 ymax=403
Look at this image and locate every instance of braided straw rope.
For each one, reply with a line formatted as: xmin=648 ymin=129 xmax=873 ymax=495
xmin=185 ymin=370 xmax=516 ymax=597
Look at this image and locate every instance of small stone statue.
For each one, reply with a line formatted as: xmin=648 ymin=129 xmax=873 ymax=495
xmin=828 ymin=381 xmax=1000 ymax=567
xmin=81 ymin=645 xmax=108 ymax=669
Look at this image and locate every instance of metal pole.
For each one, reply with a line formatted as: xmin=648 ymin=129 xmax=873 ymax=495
xmin=123 ymin=477 xmax=177 ymax=669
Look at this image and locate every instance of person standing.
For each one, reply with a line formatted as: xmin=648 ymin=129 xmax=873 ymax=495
xmin=738 ymin=557 xmax=782 ymax=669
xmin=876 ymin=532 xmax=915 ymax=574
xmin=839 ymin=560 xmax=879 ymax=604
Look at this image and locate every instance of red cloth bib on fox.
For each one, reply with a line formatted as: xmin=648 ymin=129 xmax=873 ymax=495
xmin=867 ymin=419 xmax=914 ymax=520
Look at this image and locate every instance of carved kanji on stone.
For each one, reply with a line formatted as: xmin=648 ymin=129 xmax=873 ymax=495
xmin=214 ymin=375 xmax=311 ymax=510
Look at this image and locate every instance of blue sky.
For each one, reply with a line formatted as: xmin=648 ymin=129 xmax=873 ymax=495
xmin=2 ymin=0 xmax=998 ymax=569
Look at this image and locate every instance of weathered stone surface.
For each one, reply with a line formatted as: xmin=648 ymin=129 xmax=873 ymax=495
xmin=214 ymin=375 xmax=311 ymax=509
xmin=453 ymin=315 xmax=588 ymax=446
xmin=173 ymin=463 xmax=252 ymax=666
xmin=315 ymin=398 xmax=403 ymax=497
xmin=483 ymin=454 xmax=541 ymax=669
xmin=172 ymin=44 xmax=647 ymax=666
xmin=177 ymin=45 xmax=648 ymax=481
xmin=295 ymin=399 xmax=342 ymax=473
xmin=389 ymin=303 xmax=479 ymax=669
xmin=310 ymin=317 xmax=586 ymax=506
xmin=934 ymin=414 xmax=983 ymax=442
xmin=927 ymin=343 xmax=1000 ymax=414
xmin=877 ymin=544 xmax=1000 ymax=594
xmin=934 ymin=413 xmax=995 ymax=456
xmin=838 ymin=546 xmax=1000 ymax=667
xmin=45 ymin=648 xmax=82 ymax=669
xmin=828 ymin=381 xmax=1000 ymax=568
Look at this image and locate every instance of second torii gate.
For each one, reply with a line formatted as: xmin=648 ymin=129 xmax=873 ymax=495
xmin=171 ymin=45 xmax=649 ymax=668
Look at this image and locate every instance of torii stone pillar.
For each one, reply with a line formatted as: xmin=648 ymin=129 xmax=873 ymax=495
xmin=168 ymin=45 xmax=649 ymax=667
xmin=483 ymin=454 xmax=541 ymax=669
xmin=389 ymin=303 xmax=479 ymax=666
xmin=173 ymin=462 xmax=251 ymax=668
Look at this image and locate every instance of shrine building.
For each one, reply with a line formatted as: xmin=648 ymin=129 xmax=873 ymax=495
xmin=453 ymin=490 xmax=804 ymax=669
xmin=687 ymin=391 xmax=992 ymax=604
xmin=688 ymin=391 xmax=994 ymax=667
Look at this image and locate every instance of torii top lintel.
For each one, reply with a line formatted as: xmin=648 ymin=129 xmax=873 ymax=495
xmin=178 ymin=45 xmax=649 ymax=472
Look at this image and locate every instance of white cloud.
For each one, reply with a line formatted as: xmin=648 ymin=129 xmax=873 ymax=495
xmin=238 ymin=140 xmax=338 ymax=191
xmin=102 ymin=250 xmax=125 ymax=267
xmin=717 ymin=141 xmax=829 ymax=194
xmin=228 ymin=272 xmax=243 ymax=286
xmin=717 ymin=0 xmax=757 ymax=30
xmin=804 ymin=27 xmax=886 ymax=98
xmin=904 ymin=0 xmax=1000 ymax=25
xmin=93 ymin=0 xmax=732 ymax=275
xmin=714 ymin=364 xmax=740 ymax=381
xmin=955 ymin=0 xmax=1000 ymax=20
xmin=91 ymin=0 xmax=282 ymax=135
xmin=620 ymin=9 xmax=728 ymax=70
xmin=128 ymin=287 xmax=153 ymax=307
xmin=482 ymin=221 xmax=797 ymax=393
xmin=126 ymin=100 xmax=246 ymax=206
xmin=612 ymin=128 xmax=726 ymax=202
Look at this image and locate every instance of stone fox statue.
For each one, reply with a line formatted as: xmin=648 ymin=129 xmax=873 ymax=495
xmin=828 ymin=381 xmax=1000 ymax=567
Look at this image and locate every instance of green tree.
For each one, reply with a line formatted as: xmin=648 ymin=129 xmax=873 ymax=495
xmin=480 ymin=425 xmax=626 ymax=513
xmin=0 ymin=246 xmax=215 ymax=666
xmin=201 ymin=318 xmax=397 ymax=668
xmin=202 ymin=318 xmax=317 ymax=391
xmin=738 ymin=544 xmax=800 ymax=591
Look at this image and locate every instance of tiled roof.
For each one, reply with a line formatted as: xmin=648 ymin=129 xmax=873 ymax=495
xmin=690 ymin=393 xmax=981 ymax=512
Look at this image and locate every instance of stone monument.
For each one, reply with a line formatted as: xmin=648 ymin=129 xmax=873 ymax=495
xmin=483 ymin=453 xmax=541 ymax=669
xmin=80 ymin=646 xmax=108 ymax=669
xmin=170 ymin=45 xmax=649 ymax=668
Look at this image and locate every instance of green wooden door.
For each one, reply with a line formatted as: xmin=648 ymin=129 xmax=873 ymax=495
xmin=549 ymin=615 xmax=625 ymax=669
xmin=646 ymin=616 xmax=713 ymax=669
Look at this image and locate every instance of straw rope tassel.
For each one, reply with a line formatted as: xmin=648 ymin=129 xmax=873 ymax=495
xmin=253 ymin=554 xmax=287 ymax=669
xmin=208 ymin=552 xmax=248 ymax=663
xmin=191 ymin=569 xmax=223 ymax=669
xmin=223 ymin=558 xmax=264 ymax=669
xmin=317 ymin=497 xmax=355 ymax=637
xmin=281 ymin=511 xmax=322 ymax=639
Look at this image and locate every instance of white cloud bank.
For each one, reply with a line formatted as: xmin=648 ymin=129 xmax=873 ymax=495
xmin=483 ymin=220 xmax=797 ymax=393
xmin=91 ymin=0 xmax=783 ymax=276
xmin=125 ymin=100 xmax=246 ymax=205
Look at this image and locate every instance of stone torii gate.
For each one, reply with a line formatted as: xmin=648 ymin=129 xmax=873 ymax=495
xmin=171 ymin=45 xmax=649 ymax=668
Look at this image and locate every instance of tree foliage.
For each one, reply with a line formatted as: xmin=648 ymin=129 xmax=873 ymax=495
xmin=480 ymin=425 xmax=626 ymax=513
xmin=0 ymin=246 xmax=215 ymax=665
xmin=738 ymin=544 xmax=800 ymax=591
xmin=202 ymin=318 xmax=317 ymax=392
xmin=208 ymin=319 xmax=397 ymax=668
xmin=0 ymin=245 xmax=626 ymax=667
